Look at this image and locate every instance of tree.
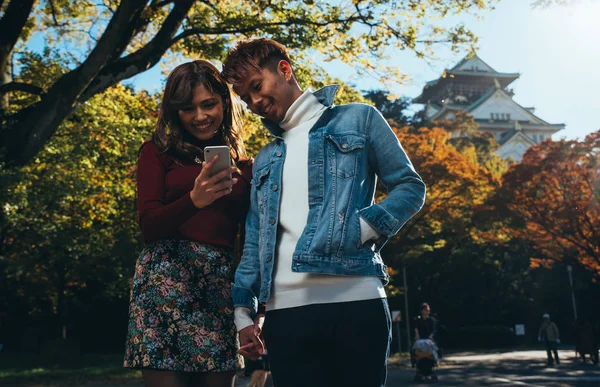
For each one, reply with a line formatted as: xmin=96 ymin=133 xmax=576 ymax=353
xmin=492 ymin=131 xmax=600 ymax=277
xmin=0 ymin=0 xmax=494 ymax=166
xmin=432 ymin=111 xmax=509 ymax=178
xmin=363 ymin=89 xmax=412 ymax=127
xmin=378 ymin=124 xmax=545 ymax=329
xmin=1 ymin=82 xmax=156 ymax=336
xmin=381 ymin=125 xmax=498 ymax=302
xmin=388 ymin=125 xmax=499 ymax=256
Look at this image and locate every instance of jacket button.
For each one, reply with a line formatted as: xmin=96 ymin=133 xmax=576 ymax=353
xmin=275 ymin=151 xmax=282 ymax=157
xmin=267 ymin=255 xmax=272 ymax=261
xmin=269 ymin=219 xmax=275 ymax=225
xmin=272 ymin=185 xmax=278 ymax=191
xmin=342 ymin=143 xmax=349 ymax=149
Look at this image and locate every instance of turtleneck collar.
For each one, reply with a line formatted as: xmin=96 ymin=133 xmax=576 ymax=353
xmin=279 ymin=90 xmax=325 ymax=132
xmin=261 ymin=85 xmax=339 ymax=138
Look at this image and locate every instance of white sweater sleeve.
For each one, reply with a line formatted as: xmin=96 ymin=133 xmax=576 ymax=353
xmin=234 ymin=307 xmax=254 ymax=332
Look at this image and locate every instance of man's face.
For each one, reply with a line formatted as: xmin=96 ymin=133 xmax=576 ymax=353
xmin=232 ymin=62 xmax=297 ymax=123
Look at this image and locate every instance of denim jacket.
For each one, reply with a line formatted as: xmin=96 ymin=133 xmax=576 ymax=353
xmin=233 ymin=85 xmax=426 ymax=315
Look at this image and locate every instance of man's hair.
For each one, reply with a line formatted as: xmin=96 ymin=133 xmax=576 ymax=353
xmin=221 ymin=38 xmax=292 ymax=84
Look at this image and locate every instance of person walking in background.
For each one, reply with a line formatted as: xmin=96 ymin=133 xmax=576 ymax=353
xmin=574 ymin=317 xmax=599 ymax=365
xmin=221 ymin=38 xmax=426 ymax=387
xmin=123 ymin=60 xmax=253 ymax=387
xmin=538 ymin=313 xmax=560 ymax=366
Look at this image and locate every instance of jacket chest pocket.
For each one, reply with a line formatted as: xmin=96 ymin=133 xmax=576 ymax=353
xmin=326 ymin=134 xmax=366 ymax=179
xmin=251 ymin=165 xmax=271 ymax=213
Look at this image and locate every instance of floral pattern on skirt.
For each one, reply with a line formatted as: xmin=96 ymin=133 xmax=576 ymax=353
xmin=123 ymin=240 xmax=243 ymax=372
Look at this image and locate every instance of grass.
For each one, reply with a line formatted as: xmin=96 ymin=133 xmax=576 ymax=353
xmin=0 ymin=353 xmax=142 ymax=386
xmin=1 ymin=352 xmax=411 ymax=386
xmin=387 ymin=352 xmax=411 ymax=369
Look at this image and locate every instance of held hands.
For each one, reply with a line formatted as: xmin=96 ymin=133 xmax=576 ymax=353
xmin=238 ymin=314 xmax=265 ymax=360
xmin=190 ymin=155 xmax=238 ymax=208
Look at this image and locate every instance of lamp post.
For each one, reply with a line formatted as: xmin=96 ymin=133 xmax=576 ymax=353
xmin=403 ymin=266 xmax=411 ymax=351
xmin=566 ymin=265 xmax=578 ymax=320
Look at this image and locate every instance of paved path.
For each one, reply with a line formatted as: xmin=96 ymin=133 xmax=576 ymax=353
xmin=387 ymin=349 xmax=600 ymax=387
xmin=234 ymin=349 xmax=600 ymax=386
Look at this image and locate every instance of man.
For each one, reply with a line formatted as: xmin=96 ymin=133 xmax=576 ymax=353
xmin=222 ymin=38 xmax=426 ymax=387
xmin=538 ymin=313 xmax=560 ymax=366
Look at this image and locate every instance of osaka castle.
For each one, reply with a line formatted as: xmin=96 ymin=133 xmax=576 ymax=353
xmin=413 ymin=53 xmax=564 ymax=162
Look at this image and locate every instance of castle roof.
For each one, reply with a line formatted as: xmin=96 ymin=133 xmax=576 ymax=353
xmin=427 ymin=85 xmax=563 ymax=128
xmin=413 ymin=53 xmax=520 ymax=104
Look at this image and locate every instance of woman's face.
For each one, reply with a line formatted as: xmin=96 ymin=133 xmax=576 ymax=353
xmin=178 ymin=84 xmax=224 ymax=142
xmin=421 ymin=306 xmax=430 ymax=318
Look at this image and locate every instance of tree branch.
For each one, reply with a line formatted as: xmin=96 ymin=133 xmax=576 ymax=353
xmin=47 ymin=0 xmax=68 ymax=27
xmin=0 ymin=81 xmax=44 ymax=95
xmin=0 ymin=0 xmax=35 ymax=67
xmin=79 ymin=0 xmax=195 ymax=102
xmin=150 ymin=0 xmax=175 ymax=9
xmin=172 ymin=16 xmax=363 ymax=42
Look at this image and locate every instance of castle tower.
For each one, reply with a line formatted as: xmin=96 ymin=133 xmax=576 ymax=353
xmin=413 ymin=53 xmax=564 ymax=161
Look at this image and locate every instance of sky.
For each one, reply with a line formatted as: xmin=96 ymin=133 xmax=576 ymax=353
xmin=312 ymin=0 xmax=600 ymax=141
xmin=43 ymin=0 xmax=600 ymax=141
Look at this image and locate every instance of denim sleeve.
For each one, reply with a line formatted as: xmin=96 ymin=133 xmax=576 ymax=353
xmin=359 ymin=106 xmax=426 ymax=247
xmin=232 ymin=164 xmax=261 ymax=315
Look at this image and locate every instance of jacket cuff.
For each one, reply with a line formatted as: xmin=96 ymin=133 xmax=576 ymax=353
xmin=232 ymin=283 xmax=258 ymax=315
xmin=358 ymin=204 xmax=400 ymax=237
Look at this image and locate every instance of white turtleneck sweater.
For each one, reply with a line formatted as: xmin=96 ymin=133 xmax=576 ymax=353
xmin=234 ymin=90 xmax=386 ymax=331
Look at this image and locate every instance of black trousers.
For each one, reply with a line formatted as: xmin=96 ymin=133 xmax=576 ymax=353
xmin=546 ymin=341 xmax=559 ymax=364
xmin=262 ymin=298 xmax=391 ymax=387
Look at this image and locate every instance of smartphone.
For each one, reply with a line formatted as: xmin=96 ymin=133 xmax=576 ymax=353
xmin=204 ymin=145 xmax=232 ymax=180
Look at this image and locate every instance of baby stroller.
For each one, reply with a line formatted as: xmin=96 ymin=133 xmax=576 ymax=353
xmin=412 ymin=339 xmax=438 ymax=382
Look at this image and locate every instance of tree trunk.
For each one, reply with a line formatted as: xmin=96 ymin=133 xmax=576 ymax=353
xmin=55 ymin=260 xmax=67 ymax=339
xmin=0 ymin=0 xmax=35 ymax=76
xmin=1 ymin=0 xmax=148 ymax=165
xmin=0 ymin=49 xmax=11 ymax=111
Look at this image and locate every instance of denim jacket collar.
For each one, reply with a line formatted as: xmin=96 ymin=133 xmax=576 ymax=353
xmin=261 ymin=85 xmax=340 ymax=138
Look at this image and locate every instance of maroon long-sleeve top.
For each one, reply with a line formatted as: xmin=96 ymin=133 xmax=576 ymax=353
xmin=136 ymin=142 xmax=252 ymax=247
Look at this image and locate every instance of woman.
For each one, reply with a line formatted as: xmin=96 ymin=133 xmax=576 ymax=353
xmin=412 ymin=302 xmax=439 ymax=377
xmin=124 ymin=60 xmax=252 ymax=387
xmin=414 ymin=303 xmax=435 ymax=341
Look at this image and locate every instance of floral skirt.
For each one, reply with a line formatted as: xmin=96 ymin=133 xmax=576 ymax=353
xmin=123 ymin=240 xmax=242 ymax=372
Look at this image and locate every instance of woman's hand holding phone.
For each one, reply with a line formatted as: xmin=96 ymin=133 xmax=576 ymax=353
xmin=190 ymin=154 xmax=238 ymax=208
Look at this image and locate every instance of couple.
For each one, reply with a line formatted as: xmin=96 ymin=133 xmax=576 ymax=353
xmin=124 ymin=38 xmax=426 ymax=387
